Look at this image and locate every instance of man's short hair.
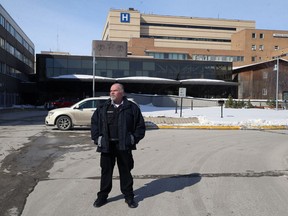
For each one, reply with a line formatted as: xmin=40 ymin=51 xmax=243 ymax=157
xmin=113 ymin=83 xmax=124 ymax=92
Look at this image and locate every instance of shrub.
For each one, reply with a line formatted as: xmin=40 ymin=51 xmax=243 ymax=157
xmin=246 ymin=99 xmax=254 ymax=108
xmin=225 ymin=95 xmax=234 ymax=108
xmin=266 ymin=99 xmax=275 ymax=107
xmin=224 ymin=95 xmax=253 ymax=109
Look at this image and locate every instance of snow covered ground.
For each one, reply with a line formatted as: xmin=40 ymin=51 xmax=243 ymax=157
xmin=140 ymin=105 xmax=288 ymax=127
xmin=1 ymin=104 xmax=288 ymax=128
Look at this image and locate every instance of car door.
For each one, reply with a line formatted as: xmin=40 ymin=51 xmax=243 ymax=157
xmin=73 ymin=99 xmax=106 ymax=126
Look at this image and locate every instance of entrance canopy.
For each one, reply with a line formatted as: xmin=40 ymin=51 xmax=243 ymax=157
xmin=116 ymin=76 xmax=180 ymax=84
xmin=50 ymin=75 xmax=237 ymax=86
xmin=180 ymin=79 xmax=238 ymax=86
xmin=50 ymin=74 xmax=115 ymax=82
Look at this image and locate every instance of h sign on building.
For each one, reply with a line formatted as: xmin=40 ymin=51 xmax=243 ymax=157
xmin=120 ymin=13 xmax=130 ymax=23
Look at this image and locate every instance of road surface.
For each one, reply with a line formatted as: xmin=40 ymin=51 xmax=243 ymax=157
xmin=0 ymin=110 xmax=288 ymax=216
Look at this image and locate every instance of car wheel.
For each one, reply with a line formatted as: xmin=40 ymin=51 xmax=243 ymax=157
xmin=56 ymin=116 xmax=72 ymax=130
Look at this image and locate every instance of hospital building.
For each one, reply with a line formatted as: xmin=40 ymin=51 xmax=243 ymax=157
xmin=2 ymin=6 xmax=288 ymax=106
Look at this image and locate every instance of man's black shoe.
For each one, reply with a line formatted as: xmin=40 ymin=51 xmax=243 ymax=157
xmin=125 ymin=199 xmax=138 ymax=208
xmin=93 ymin=198 xmax=107 ymax=208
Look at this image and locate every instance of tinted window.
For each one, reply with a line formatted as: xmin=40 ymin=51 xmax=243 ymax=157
xmin=68 ymin=59 xmax=81 ymax=68
xmin=78 ymin=99 xmax=106 ymax=109
xmin=46 ymin=58 xmax=54 ymax=67
xmin=54 ymin=58 xmax=67 ymax=67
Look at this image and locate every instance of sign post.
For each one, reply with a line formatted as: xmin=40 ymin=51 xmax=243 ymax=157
xmin=178 ymin=88 xmax=186 ymax=117
xmin=92 ymin=49 xmax=95 ymax=97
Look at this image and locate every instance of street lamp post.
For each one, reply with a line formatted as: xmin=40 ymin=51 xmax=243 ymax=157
xmin=92 ymin=49 xmax=95 ymax=97
xmin=275 ymin=57 xmax=279 ymax=110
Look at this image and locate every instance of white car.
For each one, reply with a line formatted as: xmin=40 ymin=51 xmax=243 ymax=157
xmin=45 ymin=97 xmax=108 ymax=130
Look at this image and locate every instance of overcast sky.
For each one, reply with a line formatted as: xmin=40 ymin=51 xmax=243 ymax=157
xmin=1 ymin=0 xmax=288 ymax=56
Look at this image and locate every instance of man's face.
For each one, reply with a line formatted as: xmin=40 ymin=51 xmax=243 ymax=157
xmin=110 ymin=84 xmax=124 ymax=103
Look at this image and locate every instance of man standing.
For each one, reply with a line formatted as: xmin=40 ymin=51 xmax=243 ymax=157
xmin=91 ymin=83 xmax=146 ymax=208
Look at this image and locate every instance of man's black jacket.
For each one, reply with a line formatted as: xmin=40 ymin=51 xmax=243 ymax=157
xmin=91 ymin=97 xmax=146 ymax=153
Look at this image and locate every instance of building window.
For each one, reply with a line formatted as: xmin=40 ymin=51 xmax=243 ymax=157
xmin=106 ymin=60 xmax=118 ymax=70
xmin=274 ymin=45 xmax=279 ymax=50
xmin=147 ymin=52 xmax=188 ymax=60
xmin=0 ymin=15 xmax=5 ymax=27
xmin=262 ymin=88 xmax=267 ymax=96
xmin=252 ymin=45 xmax=256 ymax=51
xmin=263 ymin=71 xmax=268 ymax=79
xmin=192 ymin=54 xmax=243 ymax=62
xmin=68 ymin=59 xmax=82 ymax=69
xmin=259 ymin=45 xmax=264 ymax=51
xmin=260 ymin=33 xmax=264 ymax=39
xmin=251 ymin=56 xmax=256 ymax=62
xmin=54 ymin=58 xmax=67 ymax=67
xmin=0 ymin=37 xmax=5 ymax=49
xmin=130 ymin=61 xmax=142 ymax=71
xmin=100 ymin=71 xmax=107 ymax=77
xmin=96 ymin=60 xmax=106 ymax=69
xmin=143 ymin=62 xmax=155 ymax=70
xmin=112 ymin=70 xmax=124 ymax=78
xmin=252 ymin=33 xmax=256 ymax=38
xmin=119 ymin=60 xmax=129 ymax=70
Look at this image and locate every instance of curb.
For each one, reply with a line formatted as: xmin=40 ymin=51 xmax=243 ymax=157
xmin=157 ymin=125 xmax=241 ymax=130
xmin=145 ymin=124 xmax=288 ymax=130
xmin=240 ymin=125 xmax=288 ymax=130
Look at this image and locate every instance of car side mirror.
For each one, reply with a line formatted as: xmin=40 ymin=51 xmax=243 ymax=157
xmin=74 ymin=105 xmax=80 ymax=109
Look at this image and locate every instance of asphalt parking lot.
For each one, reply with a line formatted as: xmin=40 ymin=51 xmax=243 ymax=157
xmin=1 ymin=109 xmax=288 ymax=216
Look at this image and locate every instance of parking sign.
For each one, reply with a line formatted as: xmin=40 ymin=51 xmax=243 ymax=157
xmin=179 ymin=88 xmax=186 ymax=97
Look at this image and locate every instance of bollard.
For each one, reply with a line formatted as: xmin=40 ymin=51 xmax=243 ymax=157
xmin=180 ymin=97 xmax=183 ymax=117
xmin=191 ymin=99 xmax=193 ymax=110
xmin=218 ymin=100 xmax=225 ymax=118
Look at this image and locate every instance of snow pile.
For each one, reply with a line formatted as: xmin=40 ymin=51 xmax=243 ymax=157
xmin=140 ymin=105 xmax=288 ymax=127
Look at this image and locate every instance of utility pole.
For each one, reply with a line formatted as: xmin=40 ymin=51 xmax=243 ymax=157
xmin=276 ymin=57 xmax=279 ymax=110
xmin=92 ymin=49 xmax=95 ymax=97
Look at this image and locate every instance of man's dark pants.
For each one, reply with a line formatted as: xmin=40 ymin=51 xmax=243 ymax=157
xmin=97 ymin=142 xmax=134 ymax=200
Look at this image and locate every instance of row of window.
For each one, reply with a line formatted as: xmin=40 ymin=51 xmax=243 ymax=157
xmin=251 ymin=53 xmax=288 ymax=62
xmin=252 ymin=33 xmax=265 ymax=39
xmin=260 ymin=70 xmax=287 ymax=97
xmin=192 ymin=55 xmax=244 ymax=62
xmin=251 ymin=56 xmax=261 ymax=62
xmin=260 ymin=88 xmax=287 ymax=97
xmin=141 ymin=35 xmax=231 ymax=43
xmin=94 ymin=67 xmax=232 ymax=80
xmin=0 ymin=37 xmax=33 ymax=69
xmin=0 ymin=14 xmax=34 ymax=54
xmin=146 ymin=52 xmax=188 ymax=60
xmin=0 ymin=61 xmax=29 ymax=81
xmin=45 ymin=57 xmax=92 ymax=69
xmin=141 ymin=22 xmax=237 ymax=32
xmin=145 ymin=52 xmax=244 ymax=62
xmin=251 ymin=44 xmax=280 ymax=51
xmin=43 ymin=57 xmax=233 ymax=81
xmin=261 ymin=71 xmax=271 ymax=95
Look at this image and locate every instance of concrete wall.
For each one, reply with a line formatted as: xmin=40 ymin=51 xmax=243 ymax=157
xmin=127 ymin=93 xmax=286 ymax=108
xmin=127 ymin=93 xmax=219 ymax=107
xmin=98 ymin=91 xmax=284 ymax=108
